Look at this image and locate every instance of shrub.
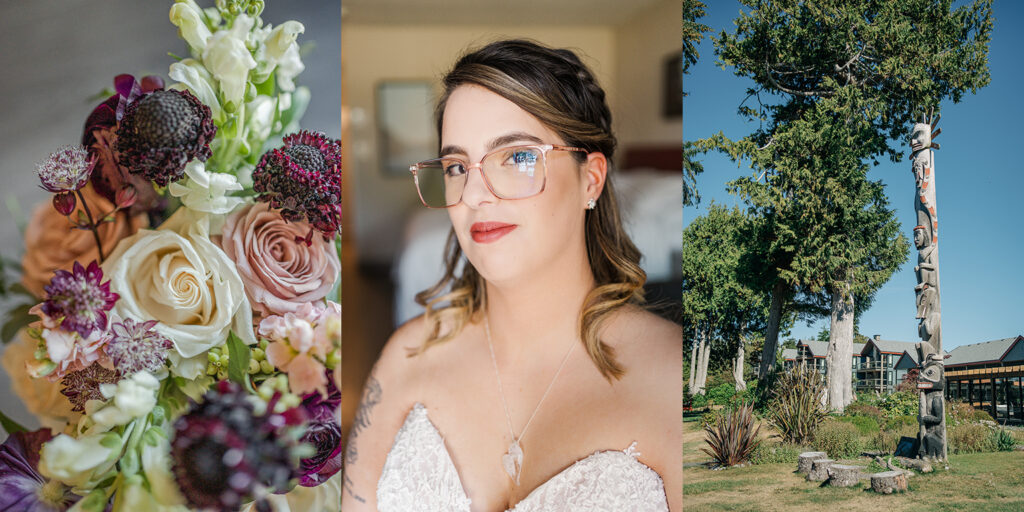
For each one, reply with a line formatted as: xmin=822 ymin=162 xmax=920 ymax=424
xmin=845 ymin=403 xmax=884 ymax=421
xmin=949 ymin=423 xmax=995 ymax=454
xmin=896 ymin=368 xmax=920 ymax=392
xmin=877 ymin=390 xmax=919 ymax=418
xmin=707 ymin=383 xmax=736 ymax=406
xmin=812 ymin=420 xmax=862 ymax=459
xmin=701 ymin=409 xmax=720 ymax=429
xmin=691 ymin=392 xmax=708 ymax=409
xmin=869 ymin=423 xmax=920 ymax=453
xmin=1013 ymin=429 xmax=1024 ymax=445
xmin=883 ymin=414 xmax=918 ymax=431
xmin=837 ymin=415 xmax=880 ymax=437
xmin=972 ymin=410 xmax=995 ymax=423
xmin=991 ymin=429 xmax=1017 ymax=452
xmin=750 ymin=442 xmax=803 ymax=465
xmin=946 ymin=399 xmax=974 ymax=426
xmin=768 ymin=365 xmax=827 ymax=444
xmin=702 ymin=402 xmax=762 ymax=466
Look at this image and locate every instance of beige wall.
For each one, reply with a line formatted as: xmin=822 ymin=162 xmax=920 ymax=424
xmin=343 ymin=1 xmax=681 ymax=264
xmin=614 ymin=0 xmax=683 ymax=148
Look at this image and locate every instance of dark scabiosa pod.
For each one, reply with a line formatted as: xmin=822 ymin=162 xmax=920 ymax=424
xmin=253 ymin=131 xmax=342 ymax=239
xmin=116 ymin=88 xmax=216 ymax=186
xmin=170 ymin=381 xmax=306 ymax=511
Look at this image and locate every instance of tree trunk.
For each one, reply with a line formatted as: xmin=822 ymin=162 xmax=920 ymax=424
xmin=734 ymin=326 xmax=746 ymax=391
xmin=688 ymin=331 xmax=698 ymax=394
xmin=827 ymin=278 xmax=855 ymax=412
xmin=697 ymin=325 xmax=711 ymax=394
xmin=758 ymin=280 xmax=788 ymax=380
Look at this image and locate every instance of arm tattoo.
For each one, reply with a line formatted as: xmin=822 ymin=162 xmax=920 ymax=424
xmin=344 ymin=473 xmax=365 ymax=503
xmin=345 ymin=373 xmax=381 ymax=467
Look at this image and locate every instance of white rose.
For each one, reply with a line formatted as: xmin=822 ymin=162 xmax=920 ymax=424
xmin=39 ymin=432 xmax=120 ymax=488
xmin=168 ymin=160 xmax=244 ymax=215
xmin=169 ymin=0 xmax=212 ymax=53
xmin=89 ymin=372 xmax=160 ymax=430
xmin=101 ymin=208 xmax=256 ymax=366
xmin=202 ymin=14 xmax=257 ymax=108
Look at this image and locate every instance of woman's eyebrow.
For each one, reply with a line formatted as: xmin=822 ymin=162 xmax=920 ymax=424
xmin=438 ymin=144 xmax=466 ymax=157
xmin=488 ymin=132 xmax=544 ymax=150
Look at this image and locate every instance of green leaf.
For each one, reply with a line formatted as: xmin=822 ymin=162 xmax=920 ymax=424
xmin=226 ymin=331 xmax=252 ymax=389
xmin=2 ymin=303 xmax=36 ymax=344
xmin=0 ymin=408 xmax=26 ymax=434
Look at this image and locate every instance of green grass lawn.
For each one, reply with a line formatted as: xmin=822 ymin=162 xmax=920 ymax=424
xmin=684 ymin=420 xmax=1024 ymax=511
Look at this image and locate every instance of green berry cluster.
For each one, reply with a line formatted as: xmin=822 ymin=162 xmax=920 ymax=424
xmin=205 ymin=338 xmax=277 ymax=380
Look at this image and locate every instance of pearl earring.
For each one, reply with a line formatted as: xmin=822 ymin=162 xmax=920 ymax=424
xmin=586 ymin=198 xmax=597 ymax=210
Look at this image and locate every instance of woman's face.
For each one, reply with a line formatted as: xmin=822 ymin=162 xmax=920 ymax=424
xmin=439 ymin=84 xmax=600 ymax=286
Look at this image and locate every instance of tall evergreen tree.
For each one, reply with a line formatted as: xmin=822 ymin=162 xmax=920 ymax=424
xmin=683 ymin=0 xmax=709 ymax=206
xmin=701 ymin=0 xmax=993 ymax=410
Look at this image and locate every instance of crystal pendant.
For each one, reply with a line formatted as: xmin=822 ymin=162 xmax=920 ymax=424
xmin=502 ymin=439 xmax=524 ymax=485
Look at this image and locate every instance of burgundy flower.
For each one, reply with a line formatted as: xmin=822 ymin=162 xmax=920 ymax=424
xmin=253 ymin=131 xmax=342 ymax=238
xmin=36 ymin=145 xmax=94 ymax=193
xmin=297 ymin=374 xmax=340 ymax=486
xmin=171 ymin=381 xmax=305 ymax=511
xmin=0 ymin=429 xmax=80 ymax=511
xmin=116 ymin=88 xmax=216 ymax=187
xmin=83 ymin=74 xmax=164 ymax=214
xmin=41 ymin=261 xmax=119 ymax=338
xmin=60 ymin=362 xmax=119 ymax=412
xmin=105 ymin=318 xmax=172 ymax=375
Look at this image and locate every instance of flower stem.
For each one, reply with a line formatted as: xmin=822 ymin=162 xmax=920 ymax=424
xmin=75 ymin=189 xmax=106 ymax=262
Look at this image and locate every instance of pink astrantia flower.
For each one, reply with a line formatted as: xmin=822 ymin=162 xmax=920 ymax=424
xmin=105 ymin=318 xmax=172 ymax=375
xmin=36 ymin=145 xmax=94 ymax=194
xmin=41 ymin=261 xmax=119 ymax=339
xmin=26 ymin=304 xmax=110 ymax=382
xmin=258 ymin=302 xmax=339 ymax=397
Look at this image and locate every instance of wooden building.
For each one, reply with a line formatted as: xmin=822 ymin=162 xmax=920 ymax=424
xmin=945 ymin=335 xmax=1024 ymax=425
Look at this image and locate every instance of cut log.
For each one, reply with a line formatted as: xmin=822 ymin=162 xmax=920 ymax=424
xmin=894 ymin=456 xmax=933 ymax=473
xmin=871 ymin=471 xmax=908 ymax=494
xmin=827 ymin=464 xmax=864 ymax=487
xmin=807 ymin=458 xmax=834 ymax=482
xmin=797 ymin=452 xmax=827 ymax=474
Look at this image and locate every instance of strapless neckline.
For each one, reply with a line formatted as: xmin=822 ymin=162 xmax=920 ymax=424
xmin=376 ymin=402 xmax=669 ymax=512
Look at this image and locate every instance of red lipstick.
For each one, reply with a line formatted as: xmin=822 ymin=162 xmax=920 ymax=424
xmin=470 ymin=222 xmax=517 ymax=243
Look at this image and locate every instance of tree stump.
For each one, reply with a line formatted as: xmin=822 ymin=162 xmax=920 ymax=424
xmin=827 ymin=464 xmax=863 ymax=487
xmin=798 ymin=452 xmax=827 ymax=474
xmin=871 ymin=471 xmax=908 ymax=494
xmin=807 ymin=458 xmax=834 ymax=482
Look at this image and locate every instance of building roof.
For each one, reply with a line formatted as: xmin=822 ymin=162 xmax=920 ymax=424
xmin=782 ymin=348 xmax=797 ymax=360
xmin=796 ymin=340 xmax=866 ymax=359
xmin=861 ymin=338 xmax=918 ymax=356
xmin=946 ymin=336 xmax=1024 ymax=367
xmin=894 ymin=351 xmax=919 ymax=370
xmin=852 ymin=343 xmax=866 ymax=356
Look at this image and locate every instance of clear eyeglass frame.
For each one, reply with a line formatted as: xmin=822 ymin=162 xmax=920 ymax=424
xmin=408 ymin=144 xmax=588 ymax=208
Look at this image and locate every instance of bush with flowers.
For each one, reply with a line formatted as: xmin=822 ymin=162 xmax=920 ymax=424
xmin=0 ymin=1 xmax=341 ymax=510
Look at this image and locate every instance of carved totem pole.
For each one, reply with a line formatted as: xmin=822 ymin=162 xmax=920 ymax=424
xmin=909 ymin=110 xmax=947 ymax=461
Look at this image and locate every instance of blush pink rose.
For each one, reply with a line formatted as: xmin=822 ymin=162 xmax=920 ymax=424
xmin=219 ymin=202 xmax=340 ymax=317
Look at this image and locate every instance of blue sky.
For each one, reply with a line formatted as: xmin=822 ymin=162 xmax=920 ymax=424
xmin=683 ymin=1 xmax=1023 ymax=350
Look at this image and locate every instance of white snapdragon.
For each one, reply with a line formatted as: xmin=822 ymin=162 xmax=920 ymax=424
xmin=39 ymin=433 xmax=121 ymax=488
xmin=202 ymin=14 xmax=257 ymax=109
xmin=169 ymin=59 xmax=222 ymax=121
xmin=168 ymin=160 xmax=244 ymax=215
xmin=169 ymin=0 xmax=212 ymax=53
xmin=89 ymin=372 xmax=160 ymax=430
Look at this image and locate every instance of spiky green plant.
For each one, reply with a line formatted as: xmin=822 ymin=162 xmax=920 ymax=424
xmin=702 ymin=401 xmax=762 ymax=466
xmin=768 ymin=364 xmax=827 ymax=444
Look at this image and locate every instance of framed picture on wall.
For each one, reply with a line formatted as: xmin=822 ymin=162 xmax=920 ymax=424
xmin=376 ymin=80 xmax=436 ymax=177
xmin=663 ymin=51 xmax=682 ymax=119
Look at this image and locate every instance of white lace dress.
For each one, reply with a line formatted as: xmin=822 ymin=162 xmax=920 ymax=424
xmin=377 ymin=403 xmax=669 ymax=512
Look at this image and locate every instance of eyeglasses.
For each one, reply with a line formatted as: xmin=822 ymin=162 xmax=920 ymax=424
xmin=409 ymin=144 xmax=588 ymax=208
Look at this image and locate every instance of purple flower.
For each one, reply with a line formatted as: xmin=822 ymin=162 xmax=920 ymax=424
xmin=253 ymin=131 xmax=342 ymax=238
xmin=115 ymin=88 xmax=216 ymax=187
xmin=41 ymin=261 xmax=119 ymax=338
xmin=105 ymin=318 xmax=172 ymax=375
xmin=0 ymin=429 xmax=80 ymax=511
xmin=297 ymin=374 xmax=340 ymax=487
xmin=36 ymin=145 xmax=94 ymax=193
xmin=171 ymin=381 xmax=305 ymax=511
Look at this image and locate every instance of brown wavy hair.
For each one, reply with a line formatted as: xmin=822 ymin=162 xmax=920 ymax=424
xmin=413 ymin=39 xmax=645 ymax=381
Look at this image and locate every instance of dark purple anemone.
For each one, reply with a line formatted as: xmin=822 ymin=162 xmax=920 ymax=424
xmin=297 ymin=374 xmax=340 ymax=486
xmin=41 ymin=261 xmax=119 ymax=338
xmin=253 ymin=131 xmax=342 ymax=239
xmin=0 ymin=429 xmax=80 ymax=511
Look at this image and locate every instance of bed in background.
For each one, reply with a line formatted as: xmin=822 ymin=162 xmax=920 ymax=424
xmin=392 ymin=145 xmax=682 ymax=326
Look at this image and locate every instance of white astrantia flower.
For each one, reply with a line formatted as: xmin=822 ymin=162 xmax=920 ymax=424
xmin=169 ymin=0 xmax=212 ymax=54
xmin=39 ymin=432 xmax=121 ymax=488
xmin=168 ymin=160 xmax=244 ymax=215
xmin=89 ymin=372 xmax=160 ymax=430
xmin=169 ymin=59 xmax=222 ymax=121
xmin=202 ymin=14 xmax=257 ymax=109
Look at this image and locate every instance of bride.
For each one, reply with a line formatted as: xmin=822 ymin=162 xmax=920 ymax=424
xmin=342 ymin=39 xmax=681 ymax=511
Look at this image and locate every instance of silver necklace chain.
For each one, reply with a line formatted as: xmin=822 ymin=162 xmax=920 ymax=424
xmin=484 ymin=315 xmax=576 ymax=450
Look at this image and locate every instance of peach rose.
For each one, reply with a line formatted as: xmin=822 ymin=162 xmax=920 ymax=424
xmin=219 ymin=202 xmax=339 ymax=317
xmin=22 ymin=187 xmax=147 ymax=298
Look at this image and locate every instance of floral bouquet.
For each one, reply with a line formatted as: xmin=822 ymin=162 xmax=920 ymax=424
xmin=0 ymin=1 xmax=341 ymax=511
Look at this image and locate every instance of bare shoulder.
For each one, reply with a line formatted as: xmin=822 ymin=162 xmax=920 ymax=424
xmin=604 ymin=305 xmax=683 ymax=379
